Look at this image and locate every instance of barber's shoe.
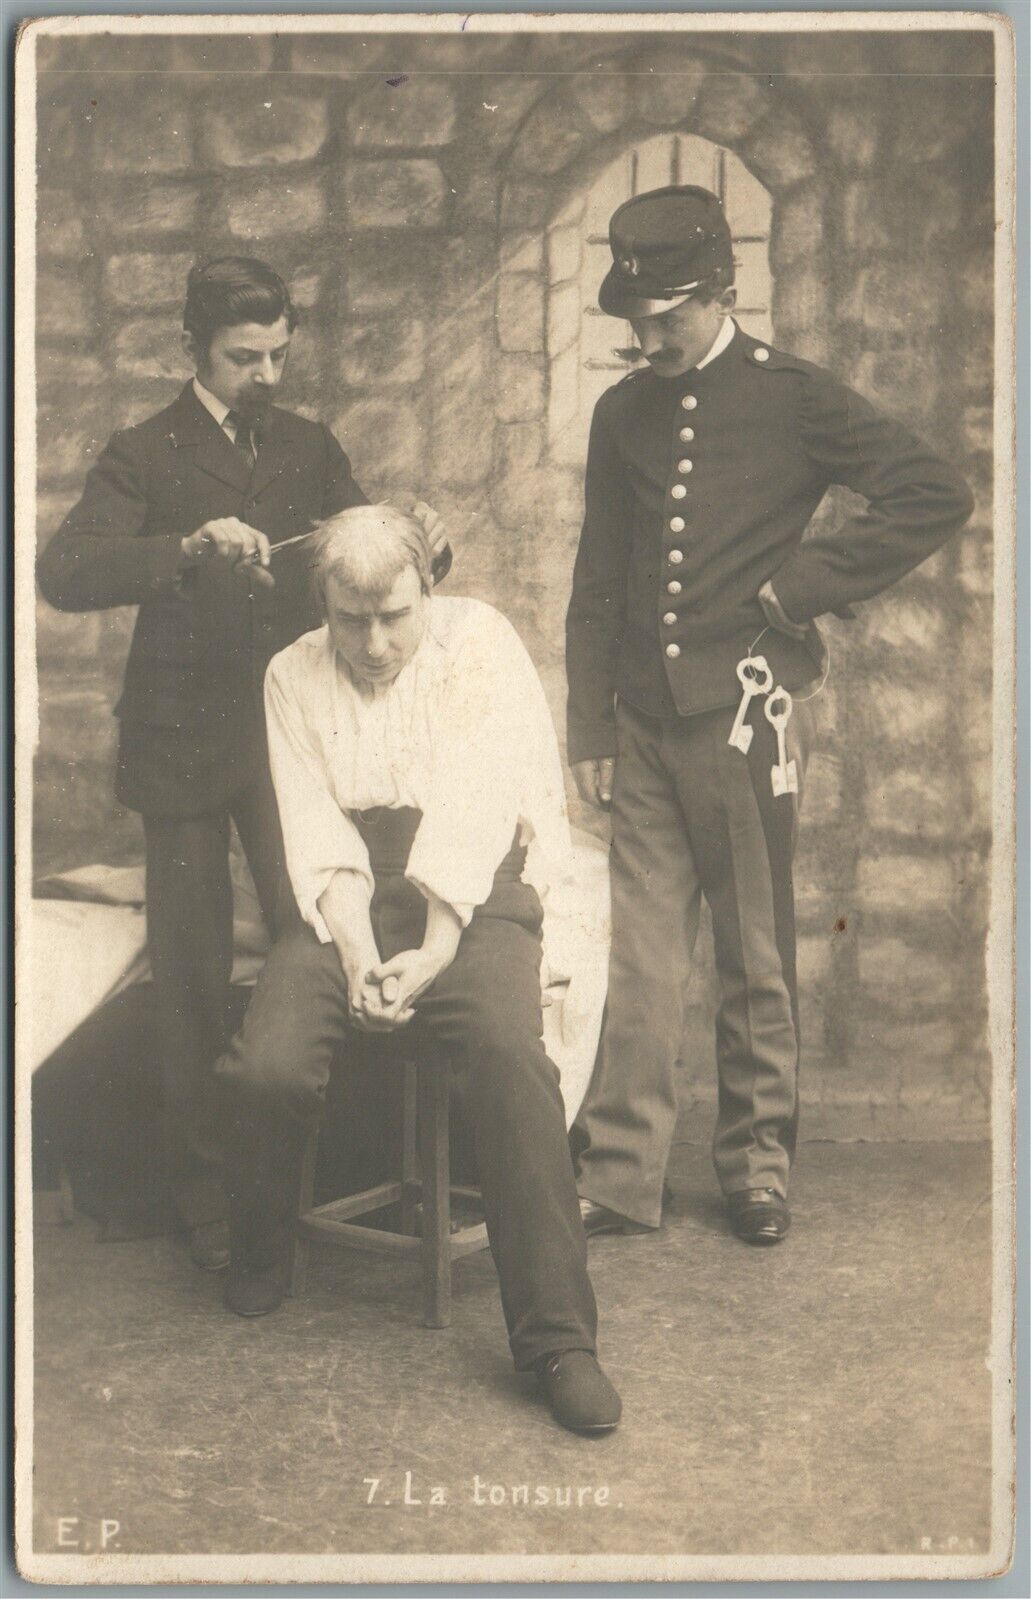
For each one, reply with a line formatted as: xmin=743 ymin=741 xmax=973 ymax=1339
xmin=579 ymin=1197 xmax=661 ymax=1238
xmin=727 ymin=1188 xmax=790 ymax=1245
xmin=224 ymin=1228 xmax=291 ymax=1317
xmin=189 ymin=1220 xmax=230 ymax=1272
xmin=539 ymin=1351 xmax=622 ymax=1434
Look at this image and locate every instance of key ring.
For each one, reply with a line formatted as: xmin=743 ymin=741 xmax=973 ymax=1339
xmin=765 ymin=686 xmax=793 ymax=724
xmin=737 ymin=655 xmax=773 ymax=694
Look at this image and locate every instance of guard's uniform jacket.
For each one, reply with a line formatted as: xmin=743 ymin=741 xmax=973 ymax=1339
xmin=566 ymin=322 xmax=974 ymax=764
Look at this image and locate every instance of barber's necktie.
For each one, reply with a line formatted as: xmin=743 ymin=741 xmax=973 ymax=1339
xmin=224 ymin=410 xmax=257 ymax=463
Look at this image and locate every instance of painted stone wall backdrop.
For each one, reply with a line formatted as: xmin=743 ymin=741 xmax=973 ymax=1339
xmin=33 ymin=29 xmax=997 ymax=1139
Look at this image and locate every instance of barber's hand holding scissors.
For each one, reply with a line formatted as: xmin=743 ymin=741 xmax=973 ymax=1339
xmin=180 ymin=517 xmax=275 ymax=588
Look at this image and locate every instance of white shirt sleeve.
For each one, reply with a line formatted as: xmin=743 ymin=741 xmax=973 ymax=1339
xmin=264 ymin=648 xmax=374 ymax=944
xmin=405 ymin=609 xmax=551 ymax=926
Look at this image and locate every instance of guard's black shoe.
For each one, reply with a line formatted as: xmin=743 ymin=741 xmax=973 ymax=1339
xmin=727 ymin=1188 xmax=791 ymax=1245
xmin=224 ymin=1227 xmax=291 ymax=1317
xmin=539 ymin=1351 xmax=622 ymax=1434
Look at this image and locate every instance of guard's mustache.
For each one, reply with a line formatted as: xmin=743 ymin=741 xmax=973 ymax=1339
xmin=615 ymin=347 xmax=681 ymax=364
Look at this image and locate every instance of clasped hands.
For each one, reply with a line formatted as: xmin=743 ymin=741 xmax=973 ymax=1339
xmin=345 ymin=947 xmax=447 ymax=1033
xmin=179 ymin=501 xmax=448 ymax=592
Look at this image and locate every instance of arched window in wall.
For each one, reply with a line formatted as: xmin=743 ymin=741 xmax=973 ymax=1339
xmin=547 ymin=134 xmax=773 ymax=467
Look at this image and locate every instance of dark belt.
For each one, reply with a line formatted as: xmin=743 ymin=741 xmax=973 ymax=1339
xmin=353 ymin=806 xmax=526 ymax=883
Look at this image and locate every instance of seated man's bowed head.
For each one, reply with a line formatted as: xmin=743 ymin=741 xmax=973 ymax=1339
xmin=216 ymin=505 xmax=621 ymax=1434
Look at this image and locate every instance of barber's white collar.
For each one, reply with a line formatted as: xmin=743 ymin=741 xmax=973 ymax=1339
xmin=192 ymin=376 xmax=232 ymax=429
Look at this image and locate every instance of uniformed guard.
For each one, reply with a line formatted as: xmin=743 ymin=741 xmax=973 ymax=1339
xmin=567 ymin=185 xmax=974 ymax=1244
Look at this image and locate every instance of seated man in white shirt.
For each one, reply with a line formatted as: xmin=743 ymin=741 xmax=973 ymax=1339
xmin=216 ymin=506 xmax=621 ymax=1434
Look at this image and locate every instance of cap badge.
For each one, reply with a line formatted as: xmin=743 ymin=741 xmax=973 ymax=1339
xmin=620 ymin=254 xmax=640 ymax=278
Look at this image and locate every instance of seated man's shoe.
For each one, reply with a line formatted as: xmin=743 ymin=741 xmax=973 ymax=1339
xmin=579 ymin=1198 xmax=655 ymax=1238
xmin=539 ymin=1351 xmax=621 ymax=1434
xmin=224 ymin=1227 xmax=291 ymax=1317
xmin=727 ymin=1188 xmax=790 ymax=1245
xmin=189 ymin=1219 xmax=231 ymax=1272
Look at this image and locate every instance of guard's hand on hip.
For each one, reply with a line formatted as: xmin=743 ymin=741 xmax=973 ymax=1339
xmin=572 ymin=757 xmax=616 ymax=810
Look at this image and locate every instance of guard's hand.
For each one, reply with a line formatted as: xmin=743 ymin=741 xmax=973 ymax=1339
xmin=572 ymin=757 xmax=615 ymax=810
xmin=180 ymin=518 xmax=275 ymax=589
xmin=411 ymin=501 xmax=449 ymax=573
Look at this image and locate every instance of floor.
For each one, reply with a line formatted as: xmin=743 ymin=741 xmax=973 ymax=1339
xmin=30 ymin=1142 xmax=993 ymax=1563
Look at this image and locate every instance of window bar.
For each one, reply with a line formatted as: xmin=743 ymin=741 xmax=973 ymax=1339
xmin=717 ymin=146 xmax=727 ymax=206
xmin=671 ymin=136 xmax=681 ymax=187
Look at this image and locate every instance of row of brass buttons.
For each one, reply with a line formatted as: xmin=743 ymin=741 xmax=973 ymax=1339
xmin=664 ymin=393 xmax=700 ymax=658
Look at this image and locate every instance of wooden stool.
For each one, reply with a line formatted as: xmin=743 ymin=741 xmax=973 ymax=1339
xmin=290 ymin=1054 xmax=489 ymax=1327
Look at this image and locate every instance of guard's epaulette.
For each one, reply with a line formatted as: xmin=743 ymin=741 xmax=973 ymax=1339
xmin=742 ymin=338 xmax=823 ymax=379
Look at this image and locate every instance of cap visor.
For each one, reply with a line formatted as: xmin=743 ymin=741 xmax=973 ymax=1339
xmin=598 ymin=269 xmax=696 ymax=319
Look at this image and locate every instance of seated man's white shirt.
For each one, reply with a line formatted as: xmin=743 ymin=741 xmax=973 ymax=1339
xmin=265 ymin=595 xmax=574 ymax=942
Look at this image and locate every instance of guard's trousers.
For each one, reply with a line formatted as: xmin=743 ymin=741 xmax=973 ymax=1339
xmin=217 ymin=814 xmax=597 ymax=1373
xmin=575 ymin=696 xmax=814 ymax=1228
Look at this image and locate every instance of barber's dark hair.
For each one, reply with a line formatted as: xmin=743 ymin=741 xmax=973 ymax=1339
xmin=183 ymin=256 xmax=298 ymax=349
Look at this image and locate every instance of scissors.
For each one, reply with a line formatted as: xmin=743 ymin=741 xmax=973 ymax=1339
xmin=199 ymin=525 xmax=321 ymax=565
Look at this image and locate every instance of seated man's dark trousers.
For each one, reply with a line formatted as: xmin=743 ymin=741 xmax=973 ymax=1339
xmin=217 ymin=809 xmax=597 ymax=1372
xmin=576 ymin=695 xmax=815 ymax=1229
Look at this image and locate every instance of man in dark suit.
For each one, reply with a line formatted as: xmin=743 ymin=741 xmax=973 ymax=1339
xmin=567 ymin=188 xmax=974 ymax=1245
xmin=38 ymin=257 xmax=450 ymax=1269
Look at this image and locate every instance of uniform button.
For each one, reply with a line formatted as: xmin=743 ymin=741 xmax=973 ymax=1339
xmin=677 ymin=459 xmax=693 ymax=473
xmin=679 ymin=427 xmax=695 ymax=442
xmin=662 ymin=611 xmax=677 ymax=626
xmin=669 ymin=516 xmax=685 ymax=532
xmin=671 ymin=483 xmax=687 ymax=500
xmin=754 ymin=347 xmax=770 ymax=362
xmin=681 ymin=395 xmax=698 ymax=410
xmin=667 ymin=580 xmax=682 ymax=595
xmin=665 ymin=643 xmax=681 ymax=659
xmin=668 ymin=549 xmax=684 ymax=564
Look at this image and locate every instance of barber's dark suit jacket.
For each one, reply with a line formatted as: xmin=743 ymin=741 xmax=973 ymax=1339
xmin=566 ymin=323 xmax=975 ymax=764
xmin=38 ymin=383 xmax=449 ymax=816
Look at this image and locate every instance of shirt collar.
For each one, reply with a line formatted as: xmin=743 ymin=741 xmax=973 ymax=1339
xmin=694 ymin=315 xmax=736 ymax=371
xmin=192 ymin=377 xmax=232 ymax=429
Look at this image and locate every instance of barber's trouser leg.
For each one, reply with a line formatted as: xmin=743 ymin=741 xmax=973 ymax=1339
xmin=143 ymin=768 xmax=289 ymax=1230
xmin=231 ymin=760 xmax=294 ymax=940
xmin=145 ymin=812 xmax=234 ymax=1229
xmin=217 ymin=908 xmax=597 ymax=1371
xmin=575 ymin=706 xmax=703 ymax=1229
xmin=574 ymin=701 xmax=811 ymax=1223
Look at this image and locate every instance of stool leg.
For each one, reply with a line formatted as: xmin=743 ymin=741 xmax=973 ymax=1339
xmin=418 ymin=1062 xmax=451 ymax=1328
xmin=400 ymin=1060 xmax=418 ymax=1236
xmin=289 ymin=1129 xmax=317 ymax=1298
